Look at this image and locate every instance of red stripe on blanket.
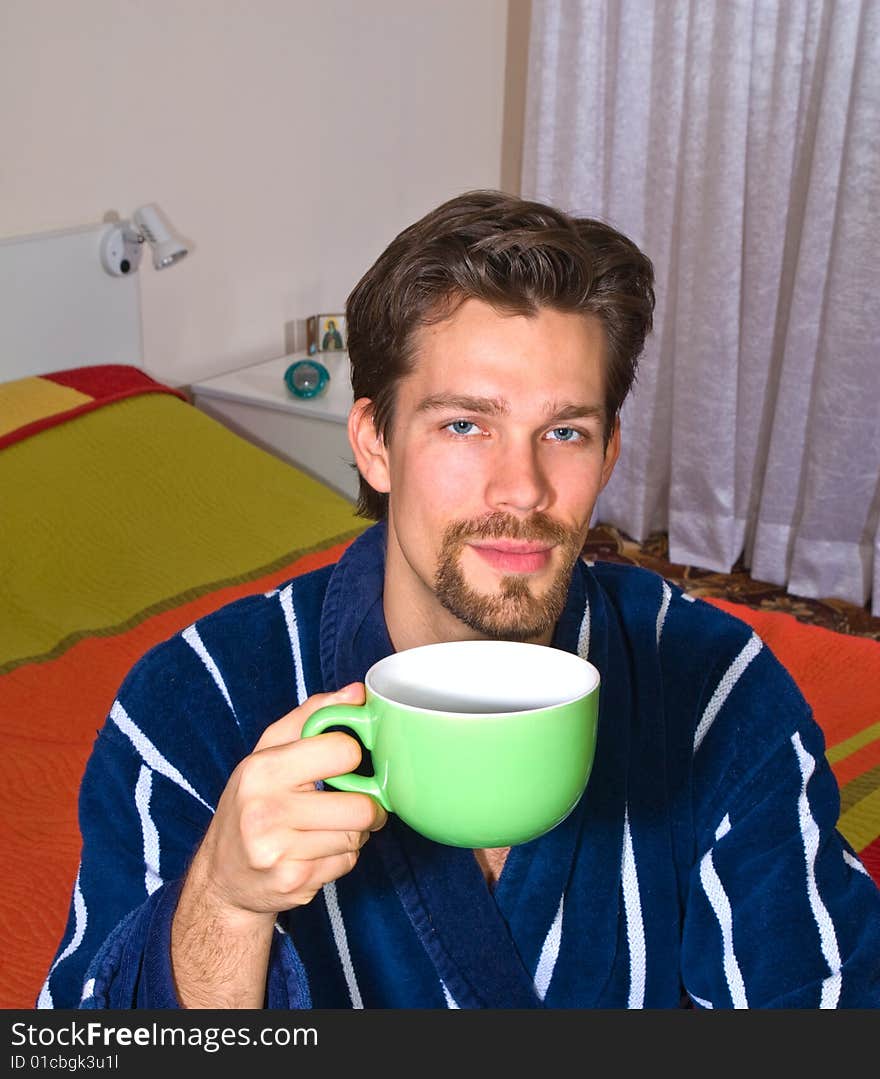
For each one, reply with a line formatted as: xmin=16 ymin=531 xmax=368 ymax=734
xmin=859 ymin=835 xmax=880 ymax=885
xmin=41 ymin=364 xmax=180 ymax=398
xmin=0 ymin=365 xmax=189 ymax=451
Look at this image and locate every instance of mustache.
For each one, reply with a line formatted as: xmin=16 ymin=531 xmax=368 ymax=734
xmin=441 ymin=511 xmax=575 ymax=547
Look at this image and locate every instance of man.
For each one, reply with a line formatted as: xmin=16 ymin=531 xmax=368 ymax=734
xmin=41 ymin=191 xmax=880 ymax=1009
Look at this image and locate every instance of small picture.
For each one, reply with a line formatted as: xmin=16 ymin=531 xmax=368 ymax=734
xmin=307 ymin=312 xmax=347 ymax=353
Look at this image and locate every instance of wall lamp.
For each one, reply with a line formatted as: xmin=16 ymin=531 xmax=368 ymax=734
xmin=100 ymin=203 xmax=189 ymax=277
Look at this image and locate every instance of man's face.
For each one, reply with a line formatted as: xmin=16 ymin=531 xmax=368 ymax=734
xmin=350 ymin=298 xmax=620 ymax=648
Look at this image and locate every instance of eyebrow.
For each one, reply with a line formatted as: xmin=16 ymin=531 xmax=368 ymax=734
xmin=416 ymin=394 xmax=509 ymax=416
xmin=415 ymin=393 xmax=605 ymax=424
xmin=544 ymin=402 xmax=606 ymax=424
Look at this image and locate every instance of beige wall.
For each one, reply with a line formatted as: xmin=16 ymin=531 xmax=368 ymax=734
xmin=500 ymin=0 xmax=531 ymax=196
xmin=1 ymin=0 xmax=518 ymax=385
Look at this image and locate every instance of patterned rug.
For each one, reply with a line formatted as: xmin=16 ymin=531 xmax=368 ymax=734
xmin=583 ymin=524 xmax=880 ymax=642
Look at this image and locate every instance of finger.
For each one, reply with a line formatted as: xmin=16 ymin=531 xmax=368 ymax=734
xmin=289 ymin=789 xmax=388 ymax=833
xmin=291 ymin=849 xmax=365 ymax=897
xmin=239 ymin=731 xmax=365 ymax=797
xmin=257 ymin=682 xmax=366 ymax=750
xmin=279 ymin=828 xmax=374 ymax=862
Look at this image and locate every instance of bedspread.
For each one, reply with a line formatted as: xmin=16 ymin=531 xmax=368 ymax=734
xmin=0 ymin=365 xmax=366 ymax=1007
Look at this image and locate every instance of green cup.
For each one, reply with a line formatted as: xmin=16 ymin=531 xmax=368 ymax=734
xmin=300 ymin=639 xmax=600 ymax=848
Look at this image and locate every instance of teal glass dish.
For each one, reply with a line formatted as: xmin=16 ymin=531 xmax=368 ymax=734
xmin=284 ymin=359 xmax=330 ymax=399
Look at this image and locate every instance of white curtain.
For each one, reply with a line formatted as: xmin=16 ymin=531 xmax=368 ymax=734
xmin=522 ymin=0 xmax=880 ymax=611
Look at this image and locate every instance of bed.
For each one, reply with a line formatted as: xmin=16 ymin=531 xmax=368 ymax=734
xmin=0 ymin=364 xmax=367 ymax=1008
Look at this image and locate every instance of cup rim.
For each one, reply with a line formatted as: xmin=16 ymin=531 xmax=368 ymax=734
xmin=364 ymin=639 xmax=600 ymax=717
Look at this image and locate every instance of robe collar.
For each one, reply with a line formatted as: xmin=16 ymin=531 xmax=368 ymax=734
xmin=318 ymin=521 xmax=626 ymax=1007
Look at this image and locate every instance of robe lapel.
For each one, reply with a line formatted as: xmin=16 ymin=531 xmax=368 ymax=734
xmin=374 ymin=819 xmax=544 ymax=1008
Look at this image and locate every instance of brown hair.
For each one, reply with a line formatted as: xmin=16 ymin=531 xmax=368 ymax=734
xmin=345 ymin=189 xmax=655 ymax=520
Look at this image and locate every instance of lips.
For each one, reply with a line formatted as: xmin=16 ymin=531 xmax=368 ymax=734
xmin=469 ymin=542 xmax=553 ymax=574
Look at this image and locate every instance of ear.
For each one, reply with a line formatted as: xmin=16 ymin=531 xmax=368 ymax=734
xmin=348 ymin=397 xmax=390 ymax=494
xmin=599 ymin=415 xmax=621 ymax=491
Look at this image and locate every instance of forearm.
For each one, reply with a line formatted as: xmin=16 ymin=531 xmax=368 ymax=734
xmin=167 ymin=688 xmax=383 ymax=1009
xmin=171 ymin=848 xmax=275 ymax=1009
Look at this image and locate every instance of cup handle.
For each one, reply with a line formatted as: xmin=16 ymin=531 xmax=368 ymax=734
xmin=299 ymin=703 xmax=390 ymax=811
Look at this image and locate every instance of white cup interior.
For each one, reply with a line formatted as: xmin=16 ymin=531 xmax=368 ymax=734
xmin=367 ymin=639 xmax=599 ymax=714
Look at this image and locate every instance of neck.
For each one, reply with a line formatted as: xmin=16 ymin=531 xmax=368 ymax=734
xmin=474 ymin=847 xmax=511 ymax=888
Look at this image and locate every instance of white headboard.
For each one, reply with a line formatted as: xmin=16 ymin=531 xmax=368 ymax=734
xmin=0 ymin=222 xmax=143 ymax=383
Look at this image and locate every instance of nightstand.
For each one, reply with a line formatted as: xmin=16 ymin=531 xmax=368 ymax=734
xmin=190 ymin=351 xmax=358 ymax=501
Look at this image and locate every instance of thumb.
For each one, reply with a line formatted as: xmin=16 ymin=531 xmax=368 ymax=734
xmin=256 ymin=682 xmax=366 ymax=750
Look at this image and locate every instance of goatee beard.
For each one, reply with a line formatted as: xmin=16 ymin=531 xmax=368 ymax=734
xmin=433 ymin=511 xmax=584 ymax=641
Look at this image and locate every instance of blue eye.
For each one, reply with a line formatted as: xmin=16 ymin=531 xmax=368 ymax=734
xmin=446 ymin=419 xmax=479 ymax=436
xmin=547 ymin=426 xmax=581 ymax=442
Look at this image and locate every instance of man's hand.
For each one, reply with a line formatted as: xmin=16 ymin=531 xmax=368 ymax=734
xmin=171 ymin=682 xmax=387 ymax=1007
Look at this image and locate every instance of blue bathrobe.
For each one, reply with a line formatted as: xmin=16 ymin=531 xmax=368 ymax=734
xmin=39 ymin=522 xmax=880 ymax=1009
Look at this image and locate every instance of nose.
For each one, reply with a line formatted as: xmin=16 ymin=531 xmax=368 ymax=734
xmin=484 ymin=436 xmax=551 ymax=514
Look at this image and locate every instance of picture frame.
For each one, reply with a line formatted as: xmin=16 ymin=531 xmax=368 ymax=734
xmin=307 ymin=312 xmax=347 ymax=353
